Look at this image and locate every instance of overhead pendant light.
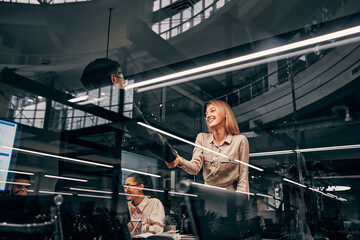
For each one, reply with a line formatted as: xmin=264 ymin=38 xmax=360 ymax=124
xmin=126 ymin=25 xmax=360 ymax=91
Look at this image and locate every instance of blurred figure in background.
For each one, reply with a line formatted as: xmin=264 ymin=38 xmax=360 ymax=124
xmin=9 ymin=173 xmax=31 ymax=196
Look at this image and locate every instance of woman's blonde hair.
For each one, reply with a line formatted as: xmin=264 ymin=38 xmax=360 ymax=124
xmin=206 ymin=100 xmax=240 ymax=135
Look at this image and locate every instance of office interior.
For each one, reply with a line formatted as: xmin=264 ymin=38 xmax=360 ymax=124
xmin=0 ymin=0 xmax=360 ymax=239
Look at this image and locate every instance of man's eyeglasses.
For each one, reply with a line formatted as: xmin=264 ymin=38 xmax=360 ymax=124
xmin=113 ymin=74 xmax=128 ymax=88
xmin=124 ymin=184 xmax=140 ymax=190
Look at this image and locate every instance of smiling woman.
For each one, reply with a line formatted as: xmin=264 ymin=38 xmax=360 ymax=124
xmin=166 ymin=100 xmax=250 ymax=193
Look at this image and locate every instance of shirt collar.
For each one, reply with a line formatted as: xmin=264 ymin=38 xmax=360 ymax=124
xmin=209 ymin=134 xmax=233 ymax=146
xmin=131 ymin=196 xmax=149 ymax=212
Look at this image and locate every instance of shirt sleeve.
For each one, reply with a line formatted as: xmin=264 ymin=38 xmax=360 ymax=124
xmin=147 ymin=199 xmax=166 ymax=234
xmin=178 ymin=133 xmax=204 ymax=175
xmin=236 ymin=135 xmax=250 ymax=193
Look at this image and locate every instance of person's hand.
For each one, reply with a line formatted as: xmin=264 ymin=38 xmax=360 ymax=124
xmin=166 ymin=154 xmax=184 ymax=168
xmin=166 ymin=158 xmax=178 ymax=168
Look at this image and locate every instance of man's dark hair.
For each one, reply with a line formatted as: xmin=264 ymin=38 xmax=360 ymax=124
xmin=80 ymin=58 xmax=121 ymax=90
xmin=12 ymin=173 xmax=31 ymax=182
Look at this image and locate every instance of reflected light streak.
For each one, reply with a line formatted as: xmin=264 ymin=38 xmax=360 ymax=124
xmin=297 ymin=144 xmax=360 ymax=152
xmin=128 ymin=25 xmax=360 ymax=90
xmin=314 ymin=175 xmax=360 ymax=179
xmin=44 ymin=175 xmax=88 ymax=182
xmin=126 ymin=186 xmax=165 ymax=193
xmin=121 ymin=168 xmax=161 ymax=178
xmin=255 ymin=193 xmax=274 ymax=199
xmin=283 ymin=178 xmax=307 ymax=188
xmin=1 ymin=146 xmax=113 ymax=168
xmin=78 ymin=194 xmax=111 ymax=199
xmin=39 ymin=190 xmax=73 ymax=196
xmin=236 ymin=190 xmax=255 ymax=196
xmin=250 ymin=150 xmax=295 ymax=157
xmin=0 ymin=169 xmax=34 ymax=175
xmin=68 ymin=95 xmax=88 ymax=103
xmin=119 ymin=193 xmax=151 ymax=198
xmin=137 ymin=35 xmax=360 ymax=92
xmin=192 ymin=182 xmax=227 ymax=191
xmin=169 ymin=191 xmax=198 ymax=198
xmin=0 ymin=180 xmax=31 ymax=186
xmin=70 ymin=187 xmax=112 ymax=194
xmin=137 ymin=122 xmax=264 ymax=172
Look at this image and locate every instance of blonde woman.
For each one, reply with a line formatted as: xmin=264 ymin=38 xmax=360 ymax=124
xmin=166 ymin=100 xmax=249 ymax=192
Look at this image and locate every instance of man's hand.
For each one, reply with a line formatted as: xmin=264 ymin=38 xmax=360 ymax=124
xmin=166 ymin=154 xmax=184 ymax=168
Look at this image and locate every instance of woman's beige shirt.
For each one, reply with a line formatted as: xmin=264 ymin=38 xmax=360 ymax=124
xmin=179 ymin=133 xmax=249 ymax=192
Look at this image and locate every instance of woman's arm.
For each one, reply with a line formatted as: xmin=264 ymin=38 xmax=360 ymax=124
xmin=236 ymin=135 xmax=250 ymax=193
xmin=166 ymin=133 xmax=205 ymax=175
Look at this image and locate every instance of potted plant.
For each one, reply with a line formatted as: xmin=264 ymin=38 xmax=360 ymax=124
xmin=163 ymin=215 xmax=177 ymax=232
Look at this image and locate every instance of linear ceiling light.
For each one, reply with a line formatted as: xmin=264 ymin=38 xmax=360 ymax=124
xmin=249 ymin=143 xmax=360 ymax=157
xmin=137 ymin=34 xmax=360 ymax=92
xmin=68 ymin=95 xmax=89 ymax=103
xmin=39 ymin=190 xmax=73 ymax=196
xmin=192 ymin=182 xmax=227 ymax=191
xmin=255 ymin=193 xmax=275 ymax=199
xmin=283 ymin=178 xmax=307 ymax=188
xmin=325 ymin=186 xmax=351 ymax=191
xmin=137 ymin=122 xmax=264 ymax=172
xmin=119 ymin=193 xmax=151 ymax=198
xmin=314 ymin=175 xmax=360 ymax=179
xmin=122 ymin=168 xmax=161 ymax=178
xmin=297 ymin=144 xmax=360 ymax=153
xmin=1 ymin=146 xmax=113 ymax=168
xmin=250 ymin=150 xmax=295 ymax=157
xmin=0 ymin=169 xmax=34 ymax=175
xmin=44 ymin=174 xmax=88 ymax=183
xmin=168 ymin=191 xmax=198 ymax=198
xmin=127 ymin=25 xmax=360 ymax=90
xmin=78 ymin=194 xmax=111 ymax=199
xmin=0 ymin=180 xmax=31 ymax=186
xmin=126 ymin=186 xmax=165 ymax=193
xmin=77 ymin=97 xmax=107 ymax=105
xmin=236 ymin=190 xmax=255 ymax=196
xmin=308 ymin=187 xmax=346 ymax=201
xmin=70 ymin=187 xmax=112 ymax=194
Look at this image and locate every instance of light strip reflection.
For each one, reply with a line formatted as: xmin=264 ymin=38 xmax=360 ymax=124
xmin=137 ymin=35 xmax=360 ymax=92
xmin=122 ymin=168 xmax=161 ymax=178
xmin=127 ymin=25 xmax=360 ymax=90
xmin=1 ymin=146 xmax=113 ymax=168
xmin=78 ymin=194 xmax=111 ymax=199
xmin=70 ymin=187 xmax=112 ymax=194
xmin=119 ymin=193 xmax=151 ymax=198
xmin=192 ymin=182 xmax=227 ymax=191
xmin=126 ymin=186 xmax=165 ymax=193
xmin=44 ymin=175 xmax=88 ymax=182
xmin=0 ymin=169 xmax=34 ymax=175
xmin=39 ymin=190 xmax=73 ymax=196
xmin=0 ymin=180 xmax=31 ymax=186
xmin=169 ymin=191 xmax=198 ymax=198
xmin=283 ymin=178 xmax=307 ymax=188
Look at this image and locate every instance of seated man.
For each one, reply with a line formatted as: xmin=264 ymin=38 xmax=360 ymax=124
xmin=9 ymin=173 xmax=31 ymax=196
xmin=124 ymin=173 xmax=165 ymax=236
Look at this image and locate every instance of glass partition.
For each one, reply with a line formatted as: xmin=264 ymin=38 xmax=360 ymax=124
xmin=0 ymin=0 xmax=360 ymax=239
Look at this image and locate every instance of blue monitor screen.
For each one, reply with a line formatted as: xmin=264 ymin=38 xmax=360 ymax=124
xmin=0 ymin=119 xmax=18 ymax=191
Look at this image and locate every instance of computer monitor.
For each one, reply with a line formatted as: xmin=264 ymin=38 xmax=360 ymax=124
xmin=0 ymin=119 xmax=21 ymax=191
